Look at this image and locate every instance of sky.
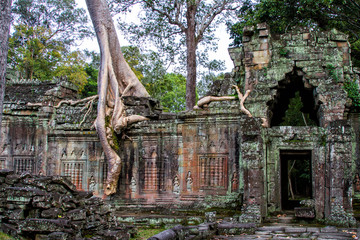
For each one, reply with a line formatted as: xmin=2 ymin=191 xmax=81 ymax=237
xmin=75 ymin=0 xmax=234 ymax=73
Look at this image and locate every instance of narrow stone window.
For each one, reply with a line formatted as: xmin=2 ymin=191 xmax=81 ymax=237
xmin=199 ymin=155 xmax=227 ymax=190
xmin=62 ymin=161 xmax=85 ymax=190
xmin=13 ymin=157 xmax=35 ymax=174
xmin=0 ymin=158 xmax=6 ymax=170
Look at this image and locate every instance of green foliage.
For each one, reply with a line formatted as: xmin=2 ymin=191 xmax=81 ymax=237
xmin=327 ymin=64 xmax=360 ymax=110
xmin=0 ymin=232 xmax=15 ymax=240
xmin=7 ymin=0 xmax=91 ymax=91
xmin=327 ymin=64 xmax=340 ymax=82
xmin=197 ymin=59 xmax=226 ymax=97
xmin=149 ymin=73 xmax=187 ymax=112
xmin=344 ymin=79 xmax=360 ymax=108
xmin=7 ymin=24 xmax=64 ymax=80
xmin=279 ymin=47 xmax=289 ymax=57
xmin=121 ymin=47 xmax=186 ymax=112
xmin=280 ymin=91 xmax=317 ymax=126
xmin=130 ymin=227 xmax=166 ymax=240
xmin=116 ymin=0 xmax=239 ymax=74
xmin=351 ymin=39 xmax=360 ymax=67
xmin=288 ymin=158 xmax=311 ymax=200
xmin=7 ymin=24 xmax=88 ymax=90
xmin=11 ymin=0 xmax=90 ymax=44
xmin=54 ymin=51 xmax=88 ymax=91
xmin=229 ymin=0 xmax=360 ymax=67
xmin=82 ymin=50 xmax=100 ymax=98
xmin=121 ymin=46 xmax=144 ymax=80
xmin=82 ymin=64 xmax=98 ymax=98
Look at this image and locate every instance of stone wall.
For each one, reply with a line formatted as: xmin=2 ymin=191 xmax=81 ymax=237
xmin=228 ymin=24 xmax=351 ymax=127
xmin=0 ymin=170 xmax=129 ymax=239
xmin=1 ymin=26 xmax=359 ymax=225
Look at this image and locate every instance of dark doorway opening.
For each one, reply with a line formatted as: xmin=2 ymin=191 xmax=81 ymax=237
xmin=281 ymin=150 xmax=312 ymax=210
xmin=268 ymin=67 xmax=320 ymax=127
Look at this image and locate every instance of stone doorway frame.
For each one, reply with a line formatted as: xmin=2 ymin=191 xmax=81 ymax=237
xmin=280 ymin=150 xmax=312 ymax=211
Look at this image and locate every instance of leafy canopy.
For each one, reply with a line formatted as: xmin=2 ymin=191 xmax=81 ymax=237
xmin=7 ymin=0 xmax=91 ymax=91
xmin=229 ymin=0 xmax=360 ymax=49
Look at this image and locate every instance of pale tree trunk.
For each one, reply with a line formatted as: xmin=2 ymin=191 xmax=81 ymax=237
xmin=185 ymin=2 xmax=197 ymax=110
xmin=86 ymin=0 xmax=149 ymax=195
xmin=0 ymin=0 xmax=12 ymax=133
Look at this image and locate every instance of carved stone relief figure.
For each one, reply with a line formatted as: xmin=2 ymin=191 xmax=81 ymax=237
xmin=88 ymin=175 xmax=96 ymax=193
xmin=130 ymin=176 xmax=137 ymax=193
xmin=186 ymin=171 xmax=193 ymax=192
xmin=173 ymin=175 xmax=180 ymax=195
xmin=231 ymin=171 xmax=239 ymax=192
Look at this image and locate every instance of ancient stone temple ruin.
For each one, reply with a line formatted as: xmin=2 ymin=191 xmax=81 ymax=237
xmin=1 ymin=25 xmax=360 ymax=225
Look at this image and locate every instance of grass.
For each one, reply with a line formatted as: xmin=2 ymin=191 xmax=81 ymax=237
xmin=0 ymin=232 xmax=15 ymax=240
xmin=130 ymin=227 xmax=166 ymax=240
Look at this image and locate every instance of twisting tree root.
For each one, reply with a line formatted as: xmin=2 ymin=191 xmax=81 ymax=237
xmin=193 ymin=85 xmax=252 ymax=117
xmin=54 ymin=95 xmax=98 ymax=108
xmin=194 ymin=96 xmax=237 ymax=109
xmin=232 ymin=85 xmax=252 ymax=117
xmin=54 ymin=95 xmax=99 ymax=127
xmin=86 ymin=0 xmax=150 ymax=196
xmin=194 ymin=85 xmax=269 ymax=128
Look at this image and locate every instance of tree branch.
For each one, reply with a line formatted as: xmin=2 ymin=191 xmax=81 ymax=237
xmin=196 ymin=1 xmax=228 ymax=43
xmin=143 ymin=0 xmax=186 ymax=32
xmin=193 ymin=95 xmax=236 ymax=109
xmin=54 ymin=95 xmax=98 ymax=108
xmin=232 ymin=85 xmax=252 ymax=117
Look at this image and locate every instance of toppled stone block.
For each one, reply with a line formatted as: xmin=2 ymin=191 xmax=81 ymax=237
xmin=295 ymin=207 xmax=315 ymax=218
xmin=33 ymin=196 xmax=52 ymax=209
xmin=66 ymin=209 xmax=86 ymax=221
xmin=5 ymin=174 xmax=20 ymax=185
xmin=47 ymin=232 xmax=69 ymax=240
xmin=100 ymin=230 xmax=130 ymax=240
xmin=148 ymin=229 xmax=177 ymax=240
xmin=20 ymin=218 xmax=72 ymax=233
xmin=41 ymin=208 xmax=63 ymax=219
xmin=8 ymin=209 xmax=25 ymax=220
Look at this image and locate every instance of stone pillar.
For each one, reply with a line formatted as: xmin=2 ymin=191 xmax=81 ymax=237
xmin=238 ymin=117 xmax=264 ymax=223
xmin=325 ymin=120 xmax=356 ymax=226
xmin=36 ymin=106 xmax=53 ymax=175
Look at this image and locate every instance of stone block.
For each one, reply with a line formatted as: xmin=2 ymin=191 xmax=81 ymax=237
xmin=280 ymin=33 xmax=292 ymax=41
xmin=294 ymin=207 xmax=315 ymax=218
xmin=317 ymin=37 xmax=328 ymax=44
xmin=66 ymin=209 xmax=86 ymax=221
xmin=1 ymin=223 xmax=18 ymax=237
xmin=20 ymin=218 xmax=72 ymax=233
xmin=330 ymin=34 xmax=348 ymax=42
xmin=8 ymin=209 xmax=25 ymax=220
xmin=252 ymin=50 xmax=270 ymax=65
xmin=47 ymin=232 xmax=69 ymax=240
xmin=303 ymin=33 xmax=311 ymax=40
xmin=243 ymin=26 xmax=255 ymax=36
xmin=284 ymin=227 xmax=307 ymax=233
xmin=5 ymin=175 xmax=20 ymax=185
xmin=257 ymin=23 xmax=268 ymax=30
xmin=259 ymin=29 xmax=269 ymax=37
xmin=41 ymin=208 xmax=63 ymax=219
xmin=320 ymin=226 xmax=338 ymax=233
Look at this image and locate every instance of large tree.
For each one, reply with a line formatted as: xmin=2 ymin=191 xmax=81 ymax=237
xmin=85 ymin=0 xmax=150 ymax=195
xmin=117 ymin=0 xmax=241 ymax=110
xmin=0 ymin=0 xmax=12 ymax=133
